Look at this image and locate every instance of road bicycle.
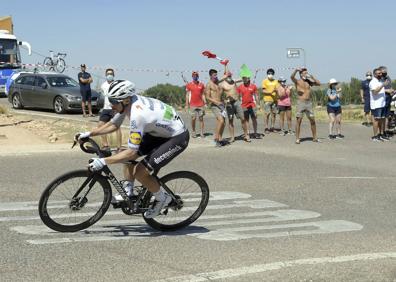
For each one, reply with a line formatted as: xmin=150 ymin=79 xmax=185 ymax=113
xmin=43 ymin=50 xmax=67 ymax=73
xmin=38 ymin=138 xmax=210 ymax=232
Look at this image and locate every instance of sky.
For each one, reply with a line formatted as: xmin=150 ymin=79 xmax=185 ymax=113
xmin=3 ymin=0 xmax=396 ymax=90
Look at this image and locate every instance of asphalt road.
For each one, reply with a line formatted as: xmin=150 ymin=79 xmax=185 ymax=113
xmin=1 ymin=97 xmax=396 ymax=281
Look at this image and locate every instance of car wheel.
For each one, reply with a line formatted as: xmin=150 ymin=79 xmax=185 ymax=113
xmin=12 ymin=93 xmax=23 ymax=109
xmin=54 ymin=96 xmax=66 ymax=114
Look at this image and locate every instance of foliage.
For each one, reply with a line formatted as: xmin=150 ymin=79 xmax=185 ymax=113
xmin=143 ymin=83 xmax=185 ymax=106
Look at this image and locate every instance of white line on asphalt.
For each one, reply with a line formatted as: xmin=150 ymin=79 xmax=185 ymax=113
xmin=0 ymin=199 xmax=287 ymax=222
xmin=322 ymin=176 xmax=377 ymax=179
xmin=154 ymin=252 xmax=396 ymax=282
xmin=0 ymin=192 xmax=252 ymax=212
xmin=11 ymin=209 xmax=321 ymax=236
xmin=189 ymin=220 xmax=363 ymax=241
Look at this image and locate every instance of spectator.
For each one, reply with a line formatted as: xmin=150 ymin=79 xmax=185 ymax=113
xmin=276 ymin=77 xmax=293 ymax=135
xmin=369 ymin=68 xmax=389 ymax=141
xmin=185 ymin=71 xmax=206 ymax=138
xmin=205 ymin=69 xmax=226 ymax=147
xmin=360 ymin=71 xmax=372 ymax=127
xmin=78 ymin=64 xmax=94 ymax=117
xmin=326 ymin=78 xmax=344 ymax=139
xmin=219 ymin=66 xmax=250 ymax=143
xmin=379 ymin=66 xmax=395 ymax=137
xmin=291 ymin=67 xmax=321 ymax=144
xmin=98 ymin=68 xmax=122 ymax=151
xmin=237 ymin=76 xmax=260 ymax=139
xmin=262 ymin=68 xmax=279 ymax=133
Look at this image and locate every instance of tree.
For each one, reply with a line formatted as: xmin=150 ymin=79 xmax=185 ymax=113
xmin=143 ymin=83 xmax=185 ymax=106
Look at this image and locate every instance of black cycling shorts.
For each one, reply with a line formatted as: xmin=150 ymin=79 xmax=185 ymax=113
xmin=138 ymin=130 xmax=189 ymax=173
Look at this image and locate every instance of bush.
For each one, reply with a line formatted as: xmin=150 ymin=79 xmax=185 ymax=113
xmin=143 ymin=83 xmax=185 ymax=106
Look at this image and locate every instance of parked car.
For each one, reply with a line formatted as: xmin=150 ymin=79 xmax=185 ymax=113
xmin=8 ymin=72 xmax=104 ymax=114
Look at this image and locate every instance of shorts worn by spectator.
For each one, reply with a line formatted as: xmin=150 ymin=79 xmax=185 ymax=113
xmin=226 ymin=100 xmax=244 ymax=120
xmin=295 ymin=100 xmax=315 ymax=118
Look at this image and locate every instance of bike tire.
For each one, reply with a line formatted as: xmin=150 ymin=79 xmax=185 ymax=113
xmin=143 ymin=171 xmax=209 ymax=231
xmin=43 ymin=57 xmax=54 ymax=71
xmin=55 ymin=58 xmax=66 ymax=73
xmin=38 ymin=169 xmax=112 ymax=232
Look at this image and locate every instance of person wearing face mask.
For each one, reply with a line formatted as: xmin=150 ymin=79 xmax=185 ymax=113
xmin=261 ymin=68 xmax=279 ymax=133
xmin=237 ymin=76 xmax=260 ymax=139
xmin=360 ymin=71 xmax=373 ymax=127
xmin=326 ymin=79 xmax=344 ymax=139
xmin=219 ymin=65 xmax=250 ymax=143
xmin=379 ymin=66 xmax=395 ymax=137
xmin=98 ymin=68 xmax=122 ymax=151
xmin=290 ymin=67 xmax=321 ymax=144
xmin=276 ymin=77 xmax=293 ymax=135
xmin=369 ymin=68 xmax=390 ymax=141
xmin=205 ymin=69 xmax=227 ymax=147
xmin=185 ymin=71 xmax=206 ymax=138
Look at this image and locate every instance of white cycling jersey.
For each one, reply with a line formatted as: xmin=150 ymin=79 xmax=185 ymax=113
xmin=111 ymin=94 xmax=186 ymax=150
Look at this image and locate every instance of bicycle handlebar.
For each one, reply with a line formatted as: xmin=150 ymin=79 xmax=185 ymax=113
xmin=72 ymin=138 xmax=111 ymax=158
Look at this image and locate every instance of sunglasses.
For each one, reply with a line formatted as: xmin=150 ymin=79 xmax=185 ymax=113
xmin=109 ymin=98 xmax=121 ymax=105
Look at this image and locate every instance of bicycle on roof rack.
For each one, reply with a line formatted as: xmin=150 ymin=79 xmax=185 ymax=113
xmin=43 ymin=50 xmax=67 ymax=73
xmin=38 ymin=137 xmax=210 ymax=232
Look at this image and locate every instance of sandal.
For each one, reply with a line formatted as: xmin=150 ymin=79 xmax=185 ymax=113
xmin=295 ymin=139 xmax=300 ymax=144
xmin=244 ymin=137 xmax=251 ymax=143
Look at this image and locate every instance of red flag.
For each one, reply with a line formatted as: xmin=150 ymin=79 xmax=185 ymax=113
xmin=202 ymin=51 xmax=216 ymax=59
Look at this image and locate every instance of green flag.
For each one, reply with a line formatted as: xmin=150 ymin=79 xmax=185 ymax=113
xmin=240 ymin=64 xmax=253 ymax=78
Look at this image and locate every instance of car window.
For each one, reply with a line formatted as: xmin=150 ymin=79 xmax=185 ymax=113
xmin=35 ymin=76 xmax=47 ymax=87
xmin=19 ymin=76 xmax=35 ymax=86
xmin=46 ymin=76 xmax=78 ymax=87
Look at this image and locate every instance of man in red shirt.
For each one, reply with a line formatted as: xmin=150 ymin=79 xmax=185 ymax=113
xmin=185 ymin=71 xmax=206 ymax=138
xmin=237 ymin=76 xmax=260 ymax=138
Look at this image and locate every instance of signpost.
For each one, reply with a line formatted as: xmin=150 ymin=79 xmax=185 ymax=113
xmin=286 ymin=48 xmax=306 ymax=67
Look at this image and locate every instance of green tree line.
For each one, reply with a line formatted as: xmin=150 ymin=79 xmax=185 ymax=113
xmin=143 ymin=79 xmax=396 ymax=107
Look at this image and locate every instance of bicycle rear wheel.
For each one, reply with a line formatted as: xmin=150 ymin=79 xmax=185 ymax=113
xmin=43 ymin=57 xmax=54 ymax=71
xmin=55 ymin=58 xmax=66 ymax=73
xmin=38 ymin=170 xmax=112 ymax=232
xmin=143 ymin=171 xmax=209 ymax=231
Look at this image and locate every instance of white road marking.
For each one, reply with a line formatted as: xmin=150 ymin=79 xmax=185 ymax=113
xmin=0 ymin=199 xmax=287 ymax=222
xmin=154 ymin=252 xmax=396 ymax=282
xmin=11 ymin=209 xmax=321 ymax=236
xmin=322 ymin=176 xmax=377 ymax=179
xmin=0 ymin=192 xmax=252 ymax=212
xmin=189 ymin=220 xmax=363 ymax=241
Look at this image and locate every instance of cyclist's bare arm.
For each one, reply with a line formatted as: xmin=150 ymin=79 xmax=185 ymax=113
xmin=104 ymin=148 xmax=139 ymax=165
xmin=90 ymin=122 xmax=118 ymax=136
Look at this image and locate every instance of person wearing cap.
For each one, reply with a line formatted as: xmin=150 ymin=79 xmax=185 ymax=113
xmin=369 ymin=68 xmax=390 ymax=141
xmin=326 ymin=79 xmax=344 ymax=139
xmin=276 ymin=77 xmax=293 ymax=135
xmin=261 ymin=68 xmax=279 ymax=133
xmin=185 ymin=71 xmax=206 ymax=138
xmin=360 ymin=71 xmax=372 ymax=127
xmin=237 ymin=76 xmax=260 ymax=139
xmin=290 ymin=67 xmax=321 ymax=144
xmin=379 ymin=66 xmax=394 ymax=137
xmin=78 ymin=64 xmax=94 ymax=117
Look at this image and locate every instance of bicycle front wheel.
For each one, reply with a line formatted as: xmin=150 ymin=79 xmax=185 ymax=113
xmin=38 ymin=170 xmax=112 ymax=232
xmin=55 ymin=58 xmax=66 ymax=73
xmin=143 ymin=171 xmax=209 ymax=231
xmin=43 ymin=57 xmax=53 ymax=71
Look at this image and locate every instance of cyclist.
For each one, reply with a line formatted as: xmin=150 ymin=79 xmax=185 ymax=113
xmin=75 ymin=80 xmax=189 ymax=218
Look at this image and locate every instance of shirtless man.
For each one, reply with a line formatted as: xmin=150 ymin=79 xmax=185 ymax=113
xmin=291 ymin=67 xmax=321 ymax=144
xmin=219 ymin=67 xmax=250 ymax=142
xmin=205 ymin=69 xmax=226 ymax=147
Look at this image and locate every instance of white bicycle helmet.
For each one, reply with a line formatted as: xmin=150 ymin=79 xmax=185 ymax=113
xmin=107 ymin=80 xmax=136 ymax=100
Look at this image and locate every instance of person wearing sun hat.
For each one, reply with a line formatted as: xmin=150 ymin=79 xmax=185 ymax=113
xmin=326 ymin=78 xmax=344 ymax=139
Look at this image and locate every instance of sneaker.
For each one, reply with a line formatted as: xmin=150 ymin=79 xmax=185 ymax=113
xmin=379 ymin=135 xmax=390 ymax=141
xmin=111 ymin=182 xmax=134 ymax=203
xmin=336 ymin=134 xmax=344 ymax=139
xmin=328 ymin=134 xmax=336 ymax=140
xmin=372 ymin=136 xmax=382 ymax=142
xmin=144 ymin=192 xmax=172 ymax=218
